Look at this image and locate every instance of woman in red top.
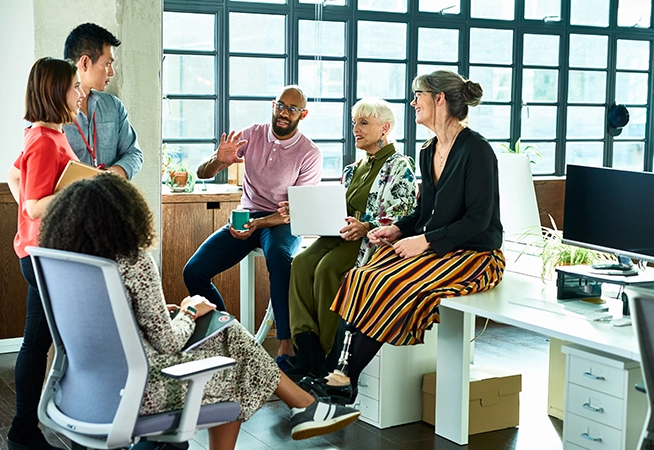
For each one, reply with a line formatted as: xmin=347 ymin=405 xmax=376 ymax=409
xmin=6 ymin=57 xmax=85 ymax=450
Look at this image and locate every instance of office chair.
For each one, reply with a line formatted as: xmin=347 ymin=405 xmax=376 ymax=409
xmin=626 ymin=284 xmax=654 ymax=450
xmin=27 ymin=246 xmax=241 ymax=450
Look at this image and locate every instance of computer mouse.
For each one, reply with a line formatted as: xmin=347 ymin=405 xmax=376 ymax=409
xmin=611 ymin=317 xmax=632 ymax=327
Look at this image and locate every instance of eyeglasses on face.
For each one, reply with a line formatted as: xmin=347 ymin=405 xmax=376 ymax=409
xmin=273 ymin=101 xmax=306 ymax=115
xmin=412 ymin=90 xmax=434 ymax=101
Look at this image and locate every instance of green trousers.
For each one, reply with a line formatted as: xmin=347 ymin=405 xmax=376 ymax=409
xmin=289 ymin=236 xmax=361 ymax=353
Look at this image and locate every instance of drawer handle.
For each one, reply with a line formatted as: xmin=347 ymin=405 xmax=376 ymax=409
xmin=358 ymin=381 xmax=369 ymax=388
xmin=583 ymin=372 xmax=605 ymax=381
xmin=581 ymin=432 xmax=602 ymax=442
xmin=582 ymin=402 xmax=604 ymax=413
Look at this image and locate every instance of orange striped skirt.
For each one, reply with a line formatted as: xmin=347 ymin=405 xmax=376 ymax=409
xmin=330 ymin=245 xmax=505 ymax=346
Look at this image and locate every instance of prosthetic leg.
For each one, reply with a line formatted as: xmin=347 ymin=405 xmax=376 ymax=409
xmin=323 ymin=321 xmax=357 ymax=387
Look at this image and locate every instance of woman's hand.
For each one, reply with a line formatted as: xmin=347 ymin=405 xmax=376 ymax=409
xmin=340 ymin=217 xmax=369 ymax=241
xmin=277 ymin=201 xmax=290 ymax=223
xmin=180 ymin=295 xmax=216 ymax=319
xmin=393 ymin=234 xmax=430 ymax=258
xmin=367 ymin=225 xmax=402 ymax=246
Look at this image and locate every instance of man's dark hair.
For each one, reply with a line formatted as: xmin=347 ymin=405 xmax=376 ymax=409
xmin=64 ymin=23 xmax=121 ymax=63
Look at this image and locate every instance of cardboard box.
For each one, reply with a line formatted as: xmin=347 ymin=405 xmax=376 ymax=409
xmin=422 ymin=366 xmax=522 ymax=435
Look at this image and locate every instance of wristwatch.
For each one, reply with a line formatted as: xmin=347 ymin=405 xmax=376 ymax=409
xmin=181 ymin=305 xmax=197 ymax=320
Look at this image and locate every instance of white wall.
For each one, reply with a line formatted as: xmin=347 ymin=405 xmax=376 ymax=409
xmin=0 ymin=0 xmax=34 ymax=181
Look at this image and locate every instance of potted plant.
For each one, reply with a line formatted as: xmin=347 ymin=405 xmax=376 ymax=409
xmin=165 ymin=161 xmax=196 ymax=193
xmin=499 ymin=139 xmax=542 ymax=164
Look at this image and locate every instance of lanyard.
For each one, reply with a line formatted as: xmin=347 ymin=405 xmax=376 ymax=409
xmin=73 ymin=111 xmax=104 ymax=168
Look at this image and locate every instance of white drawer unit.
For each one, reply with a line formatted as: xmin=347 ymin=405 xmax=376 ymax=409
xmin=352 ymin=327 xmax=437 ymax=429
xmin=562 ymin=344 xmax=647 ymax=450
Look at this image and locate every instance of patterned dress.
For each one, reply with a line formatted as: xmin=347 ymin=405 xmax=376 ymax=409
xmin=117 ymin=251 xmax=280 ymax=420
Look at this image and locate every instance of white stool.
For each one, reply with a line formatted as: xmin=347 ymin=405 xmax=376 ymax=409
xmin=239 ymin=238 xmax=316 ymax=345
xmin=239 ymin=248 xmax=274 ymax=344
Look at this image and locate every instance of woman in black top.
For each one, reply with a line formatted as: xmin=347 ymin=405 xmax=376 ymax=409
xmin=300 ymin=70 xmax=505 ymax=404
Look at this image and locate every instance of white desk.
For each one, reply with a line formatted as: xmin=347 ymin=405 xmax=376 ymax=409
xmin=435 ymin=270 xmax=641 ymax=445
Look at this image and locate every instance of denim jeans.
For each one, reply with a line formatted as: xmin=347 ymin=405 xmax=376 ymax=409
xmin=183 ymin=211 xmax=301 ymax=340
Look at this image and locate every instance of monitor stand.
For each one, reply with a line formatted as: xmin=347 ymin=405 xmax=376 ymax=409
xmin=591 ymin=255 xmax=638 ymax=276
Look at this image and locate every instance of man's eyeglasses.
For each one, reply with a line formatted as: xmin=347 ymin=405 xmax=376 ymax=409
xmin=413 ymin=90 xmax=434 ymax=101
xmin=273 ymin=101 xmax=306 ymax=115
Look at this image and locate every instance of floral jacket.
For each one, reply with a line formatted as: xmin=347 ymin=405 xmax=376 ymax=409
xmin=342 ymin=151 xmax=418 ymax=266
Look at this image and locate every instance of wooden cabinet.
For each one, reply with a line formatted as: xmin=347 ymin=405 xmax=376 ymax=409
xmin=161 ymin=189 xmax=271 ymax=325
xmin=562 ymin=344 xmax=646 ymax=450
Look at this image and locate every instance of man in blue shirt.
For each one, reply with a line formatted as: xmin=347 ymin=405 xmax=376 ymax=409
xmin=63 ymin=23 xmax=143 ymax=179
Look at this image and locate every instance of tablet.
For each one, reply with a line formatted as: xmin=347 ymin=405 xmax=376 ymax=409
xmin=288 ymin=184 xmax=347 ymax=236
xmin=54 ymin=160 xmax=104 ymax=192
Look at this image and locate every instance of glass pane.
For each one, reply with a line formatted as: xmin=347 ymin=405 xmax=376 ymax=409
xmin=523 ymin=34 xmax=560 ymax=67
xmin=617 ymin=40 xmax=650 ymax=70
xmin=230 ymin=100 xmax=273 ymax=132
xmin=613 ymin=142 xmax=644 ymax=170
xmin=163 ymin=55 xmax=215 ymax=95
xmin=358 ymin=0 xmax=407 ymax=12
xmin=417 ymin=63 xmax=459 ymax=77
xmin=358 ymin=21 xmax=407 ymax=59
xmin=524 ymin=0 xmax=561 ymax=21
xmin=565 ymin=142 xmax=604 ymax=168
xmin=387 ymin=103 xmax=405 ymax=140
xmin=569 ymin=35 xmax=608 ymax=69
xmin=300 ymin=0 xmax=346 ymax=4
xmin=301 ymin=102 xmax=345 ymax=139
xmin=419 ymin=0 xmax=461 ymax=14
xmin=393 ymin=141 xmax=405 ymax=155
xmin=229 ymin=57 xmax=284 ymax=96
xmin=521 ymin=106 xmax=557 ymax=139
xmin=469 ymin=28 xmax=513 ymax=65
xmin=299 ymin=60 xmax=344 ymax=98
xmin=163 ymin=12 xmax=214 ymax=51
xmin=522 ymin=69 xmax=558 ymax=102
xmin=357 ymin=62 xmax=406 ymax=99
xmin=566 ymin=106 xmax=605 ymax=139
xmin=468 ymin=105 xmax=511 ymax=139
xmin=618 ymin=0 xmax=651 ymax=28
xmin=232 ymin=0 xmax=285 ymax=3
xmin=528 ymin=142 xmax=556 ymax=175
xmin=615 ymin=107 xmax=647 ymax=139
xmin=230 ymin=13 xmax=285 ymax=54
xmin=570 ymin=0 xmax=609 ymax=27
xmin=568 ymin=71 xmax=607 ymax=103
xmin=615 ymin=73 xmax=649 ymax=105
xmin=418 ymin=28 xmax=459 ymax=62
xmin=471 ymin=0 xmax=514 ymax=20
xmin=163 ymin=143 xmax=216 ymax=182
xmin=416 ymin=122 xmax=432 ymax=141
xmin=468 ymin=66 xmax=512 ymax=101
xmin=298 ymin=20 xmax=345 ymax=57
xmin=163 ymin=99 xmax=215 ymax=139
xmin=319 ymin=143 xmax=344 ymax=179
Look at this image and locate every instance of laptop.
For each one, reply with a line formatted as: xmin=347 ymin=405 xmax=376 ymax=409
xmin=287 ymin=184 xmax=348 ymax=236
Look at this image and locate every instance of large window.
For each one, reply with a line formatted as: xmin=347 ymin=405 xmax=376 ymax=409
xmin=163 ymin=0 xmax=654 ymax=181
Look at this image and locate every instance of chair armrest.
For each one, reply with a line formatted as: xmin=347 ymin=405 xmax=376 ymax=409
xmin=161 ymin=356 xmax=236 ymax=380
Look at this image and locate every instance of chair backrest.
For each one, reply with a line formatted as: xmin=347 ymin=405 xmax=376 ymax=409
xmin=626 ymin=284 xmax=654 ymax=449
xmin=28 ymin=246 xmax=149 ymax=445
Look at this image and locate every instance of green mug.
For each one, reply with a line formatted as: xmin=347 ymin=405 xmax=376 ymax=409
xmin=231 ymin=209 xmax=250 ymax=231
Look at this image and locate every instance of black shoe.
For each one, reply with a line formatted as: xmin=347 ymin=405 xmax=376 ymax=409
xmin=285 ymin=332 xmax=325 ymax=382
xmin=298 ymin=376 xmax=357 ymax=405
xmin=7 ymin=437 xmax=65 ymax=450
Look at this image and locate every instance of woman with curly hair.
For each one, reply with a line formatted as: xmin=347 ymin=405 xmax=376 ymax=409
xmin=300 ymin=70 xmax=505 ymax=405
xmin=38 ymin=173 xmax=360 ymax=450
xmin=6 ymin=57 xmax=85 ymax=450
xmin=283 ymin=97 xmax=417 ymax=382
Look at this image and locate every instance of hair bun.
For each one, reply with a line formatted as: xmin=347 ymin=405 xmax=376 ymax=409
xmin=462 ymin=80 xmax=483 ymax=107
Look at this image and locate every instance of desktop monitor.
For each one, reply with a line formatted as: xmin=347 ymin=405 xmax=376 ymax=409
xmin=562 ymin=164 xmax=654 ymax=265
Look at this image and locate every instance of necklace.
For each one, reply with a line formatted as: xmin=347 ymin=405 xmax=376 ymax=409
xmin=435 ymin=126 xmax=463 ymax=169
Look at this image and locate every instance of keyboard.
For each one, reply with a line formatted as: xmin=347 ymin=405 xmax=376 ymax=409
xmin=509 ymin=297 xmax=613 ymax=321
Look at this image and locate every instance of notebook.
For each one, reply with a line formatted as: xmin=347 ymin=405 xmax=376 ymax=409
xmin=287 ymin=184 xmax=348 ymax=236
xmin=54 ymin=160 xmax=104 ymax=192
xmin=170 ymin=309 xmax=236 ymax=352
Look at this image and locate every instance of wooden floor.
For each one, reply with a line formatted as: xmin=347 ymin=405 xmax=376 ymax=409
xmin=0 ymin=319 xmax=563 ymax=450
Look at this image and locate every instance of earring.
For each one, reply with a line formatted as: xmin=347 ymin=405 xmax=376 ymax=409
xmin=377 ymin=132 xmax=385 ymax=149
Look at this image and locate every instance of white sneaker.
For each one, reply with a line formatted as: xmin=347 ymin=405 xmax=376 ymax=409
xmin=289 ymin=399 xmax=360 ymax=440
